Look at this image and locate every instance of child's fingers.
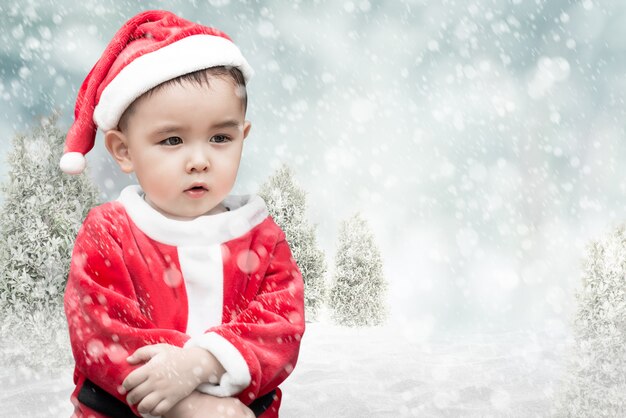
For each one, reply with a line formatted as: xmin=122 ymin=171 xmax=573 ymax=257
xmin=126 ymin=382 xmax=154 ymax=405
xmin=136 ymin=392 xmax=163 ymax=415
xmin=127 ymin=344 xmax=163 ymax=364
xmin=121 ymin=367 xmax=149 ymax=394
xmin=150 ymin=398 xmax=173 ymax=416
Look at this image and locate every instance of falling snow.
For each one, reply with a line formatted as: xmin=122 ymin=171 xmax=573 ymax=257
xmin=3 ymin=0 xmax=626 ymax=415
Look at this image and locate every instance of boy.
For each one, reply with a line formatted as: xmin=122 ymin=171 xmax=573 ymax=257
xmin=61 ymin=10 xmax=305 ymax=418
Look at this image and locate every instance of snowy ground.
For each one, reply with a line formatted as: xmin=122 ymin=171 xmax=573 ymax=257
xmin=1 ymin=322 xmax=572 ymax=418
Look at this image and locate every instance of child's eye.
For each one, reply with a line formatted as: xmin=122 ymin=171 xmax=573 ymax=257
xmin=160 ymin=136 xmax=183 ymax=146
xmin=210 ymin=135 xmax=231 ymax=143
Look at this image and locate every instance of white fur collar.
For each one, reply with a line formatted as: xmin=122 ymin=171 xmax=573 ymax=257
xmin=117 ymin=185 xmax=269 ymax=246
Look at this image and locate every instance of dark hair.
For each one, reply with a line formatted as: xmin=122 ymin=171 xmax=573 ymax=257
xmin=117 ymin=66 xmax=247 ymax=132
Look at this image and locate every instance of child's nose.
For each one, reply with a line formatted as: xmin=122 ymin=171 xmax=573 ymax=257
xmin=185 ymin=150 xmax=210 ymax=172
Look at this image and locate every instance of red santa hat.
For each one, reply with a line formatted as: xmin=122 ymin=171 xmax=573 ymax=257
xmin=60 ymin=9 xmax=254 ymax=175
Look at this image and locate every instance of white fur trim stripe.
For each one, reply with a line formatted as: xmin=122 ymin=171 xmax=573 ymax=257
xmin=117 ymin=185 xmax=269 ymax=246
xmin=93 ymin=35 xmax=254 ymax=130
xmin=179 ymin=245 xmax=224 ymax=337
xmin=184 ymin=332 xmax=252 ymax=397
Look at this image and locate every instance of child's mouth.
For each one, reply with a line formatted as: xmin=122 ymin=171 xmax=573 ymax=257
xmin=184 ymin=185 xmax=208 ymax=198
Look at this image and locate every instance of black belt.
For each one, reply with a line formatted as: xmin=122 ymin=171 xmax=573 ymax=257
xmin=78 ymin=378 xmax=275 ymax=417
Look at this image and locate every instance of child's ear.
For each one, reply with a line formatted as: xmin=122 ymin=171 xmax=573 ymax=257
xmin=104 ymin=129 xmax=134 ymax=174
xmin=243 ymin=120 xmax=252 ymax=140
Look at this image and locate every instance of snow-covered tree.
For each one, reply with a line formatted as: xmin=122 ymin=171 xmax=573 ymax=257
xmin=258 ymin=163 xmax=327 ymax=321
xmin=329 ymin=213 xmax=387 ymax=326
xmin=557 ymin=224 xmax=626 ymax=416
xmin=0 ymin=115 xmax=100 ymax=372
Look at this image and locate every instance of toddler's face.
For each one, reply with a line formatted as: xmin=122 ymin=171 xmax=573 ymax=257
xmin=107 ymin=77 xmax=251 ymax=220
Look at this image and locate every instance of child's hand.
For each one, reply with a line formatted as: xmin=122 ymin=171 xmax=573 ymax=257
xmin=163 ymin=391 xmax=255 ymax=418
xmin=121 ymin=343 xmax=222 ymax=416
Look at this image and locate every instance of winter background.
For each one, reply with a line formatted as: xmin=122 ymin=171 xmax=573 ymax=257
xmin=2 ymin=0 xmax=626 ymax=416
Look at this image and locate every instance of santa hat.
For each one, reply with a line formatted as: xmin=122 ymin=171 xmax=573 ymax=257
xmin=60 ymin=9 xmax=254 ymax=175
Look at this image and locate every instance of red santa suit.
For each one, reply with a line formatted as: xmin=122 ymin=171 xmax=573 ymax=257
xmin=64 ymin=185 xmax=306 ymax=418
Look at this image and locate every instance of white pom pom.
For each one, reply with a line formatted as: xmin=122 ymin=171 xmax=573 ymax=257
xmin=60 ymin=152 xmax=86 ymax=175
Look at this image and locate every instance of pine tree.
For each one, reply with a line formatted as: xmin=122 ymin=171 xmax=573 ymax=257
xmin=258 ymin=164 xmax=327 ymax=321
xmin=0 ymin=114 xmax=100 ymax=372
xmin=557 ymin=224 xmax=626 ymax=416
xmin=329 ymin=212 xmax=388 ymax=326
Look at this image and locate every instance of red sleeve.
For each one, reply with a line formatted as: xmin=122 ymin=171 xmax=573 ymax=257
xmin=184 ymin=233 xmax=306 ymax=405
xmin=64 ymin=208 xmax=190 ymax=417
